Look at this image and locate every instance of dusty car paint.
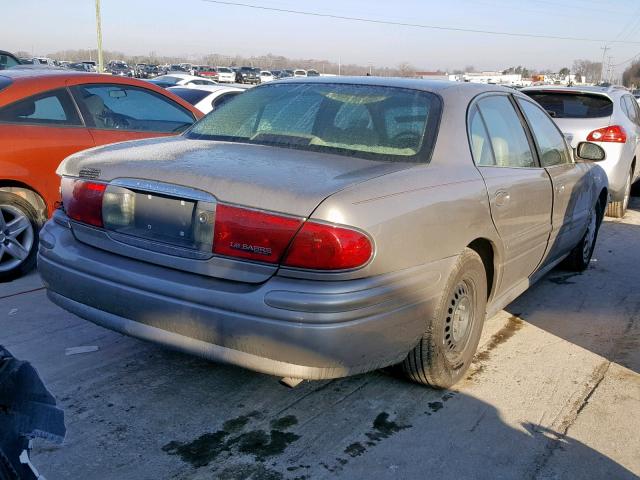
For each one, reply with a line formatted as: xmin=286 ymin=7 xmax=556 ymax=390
xmin=39 ymin=77 xmax=608 ymax=384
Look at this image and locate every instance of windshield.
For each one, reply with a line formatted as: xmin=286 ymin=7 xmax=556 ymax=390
xmin=186 ymin=82 xmax=442 ymax=162
xmin=524 ymin=91 xmax=613 ymax=119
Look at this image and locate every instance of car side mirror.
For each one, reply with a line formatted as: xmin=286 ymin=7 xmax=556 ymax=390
xmin=575 ymin=142 xmax=605 ymax=162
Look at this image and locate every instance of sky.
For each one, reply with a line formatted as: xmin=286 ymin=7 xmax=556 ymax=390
xmin=3 ymin=0 xmax=640 ymax=76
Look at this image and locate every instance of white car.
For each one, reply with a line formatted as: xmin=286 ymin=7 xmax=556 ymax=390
xmin=216 ymin=67 xmax=236 ymax=83
xmin=167 ymin=85 xmax=244 ymax=114
xmin=150 ymin=73 xmax=218 ymax=88
xmin=293 ymin=69 xmax=307 ymax=77
xmin=524 ymin=85 xmax=640 ymax=218
xmin=259 ymin=70 xmax=274 ymax=83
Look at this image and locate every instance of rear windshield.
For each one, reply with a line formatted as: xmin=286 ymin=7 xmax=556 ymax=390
xmin=169 ymin=88 xmax=211 ymax=106
xmin=186 ymin=83 xmax=442 ymax=162
xmin=524 ymin=91 xmax=613 ymax=118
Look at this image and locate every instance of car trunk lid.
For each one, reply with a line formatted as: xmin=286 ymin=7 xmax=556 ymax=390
xmin=59 ymin=136 xmax=410 ymax=282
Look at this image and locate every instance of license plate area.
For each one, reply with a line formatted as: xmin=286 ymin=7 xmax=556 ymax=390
xmin=102 ymin=180 xmax=216 ymax=256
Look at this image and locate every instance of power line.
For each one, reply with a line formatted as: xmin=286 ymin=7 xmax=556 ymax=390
xmin=201 ymin=0 xmax=640 ymax=45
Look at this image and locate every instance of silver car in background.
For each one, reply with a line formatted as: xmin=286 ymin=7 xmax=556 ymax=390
xmin=38 ymin=78 xmax=608 ymax=388
xmin=523 ymin=86 xmax=640 ymax=217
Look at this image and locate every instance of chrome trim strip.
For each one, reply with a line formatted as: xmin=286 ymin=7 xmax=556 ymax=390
xmin=110 ymin=178 xmax=216 ymax=203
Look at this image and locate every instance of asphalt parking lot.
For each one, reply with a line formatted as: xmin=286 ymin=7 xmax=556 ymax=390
xmin=2 ymin=199 xmax=639 ymax=480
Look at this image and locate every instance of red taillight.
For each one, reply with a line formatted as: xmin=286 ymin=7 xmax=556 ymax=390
xmin=283 ymin=222 xmax=373 ymax=270
xmin=587 ymin=125 xmax=626 ymax=143
xmin=213 ymin=204 xmax=302 ymax=263
xmin=61 ymin=177 xmax=106 ymax=227
xmin=212 ymin=204 xmax=373 ymax=270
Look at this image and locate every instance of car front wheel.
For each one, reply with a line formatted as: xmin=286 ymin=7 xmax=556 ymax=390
xmin=0 ymin=192 xmax=39 ymax=282
xmin=402 ymin=248 xmax=487 ymax=388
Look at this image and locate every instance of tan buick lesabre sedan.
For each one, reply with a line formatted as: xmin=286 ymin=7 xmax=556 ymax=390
xmin=38 ymin=78 xmax=608 ymax=388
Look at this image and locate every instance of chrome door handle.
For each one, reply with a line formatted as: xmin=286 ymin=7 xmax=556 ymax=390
xmin=494 ymin=190 xmax=511 ymax=207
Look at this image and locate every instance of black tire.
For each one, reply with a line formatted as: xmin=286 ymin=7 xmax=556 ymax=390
xmin=402 ymin=248 xmax=487 ymax=388
xmin=0 ymin=192 xmax=40 ymax=282
xmin=563 ymin=198 xmax=603 ymax=272
xmin=606 ymin=168 xmax=632 ymax=218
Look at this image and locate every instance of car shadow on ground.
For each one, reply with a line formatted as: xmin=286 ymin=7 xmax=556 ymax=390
xmin=505 ymin=198 xmax=640 ymax=376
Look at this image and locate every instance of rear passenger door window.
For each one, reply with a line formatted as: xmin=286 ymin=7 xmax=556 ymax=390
xmin=517 ymin=98 xmax=570 ymax=167
xmin=476 ymin=96 xmax=536 ymax=168
xmin=622 ymin=96 xmax=640 ymax=125
xmin=71 ymin=84 xmax=196 ymax=133
xmin=468 ymin=105 xmax=495 ymax=166
xmin=0 ymin=89 xmax=82 ymax=126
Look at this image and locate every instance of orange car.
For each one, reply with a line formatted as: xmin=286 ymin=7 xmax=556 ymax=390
xmin=0 ymin=69 xmax=203 ymax=280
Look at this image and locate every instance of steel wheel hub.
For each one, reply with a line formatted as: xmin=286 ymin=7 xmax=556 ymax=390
xmin=0 ymin=204 xmax=34 ymax=272
xmin=444 ymin=281 xmax=475 ymax=357
xmin=583 ymin=209 xmax=597 ymax=263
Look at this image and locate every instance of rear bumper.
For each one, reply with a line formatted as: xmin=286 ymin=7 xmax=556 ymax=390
xmin=38 ymin=218 xmax=452 ymax=379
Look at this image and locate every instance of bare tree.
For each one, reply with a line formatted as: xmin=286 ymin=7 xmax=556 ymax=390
xmin=572 ymin=59 xmax=603 ymax=84
xmin=397 ymin=62 xmax=416 ymax=77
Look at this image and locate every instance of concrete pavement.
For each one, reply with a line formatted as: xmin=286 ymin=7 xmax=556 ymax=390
xmin=1 ymin=201 xmax=639 ymax=480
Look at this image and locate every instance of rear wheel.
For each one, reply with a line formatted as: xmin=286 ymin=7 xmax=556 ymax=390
xmin=606 ymin=168 xmax=632 ymax=218
xmin=0 ymin=192 xmax=39 ymax=282
xmin=402 ymin=248 xmax=487 ymax=388
xmin=563 ymin=199 xmax=602 ymax=271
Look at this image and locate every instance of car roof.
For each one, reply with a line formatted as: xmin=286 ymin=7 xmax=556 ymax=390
xmin=522 ymin=85 xmax=629 ymax=98
xmin=270 ymin=76 xmax=512 ymax=95
xmin=168 ymin=85 xmax=242 ymax=94
xmin=159 ymin=73 xmax=204 ymax=80
xmin=0 ymin=69 xmax=203 ymax=117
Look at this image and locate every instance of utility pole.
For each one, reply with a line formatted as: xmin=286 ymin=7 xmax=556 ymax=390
xmin=607 ymin=55 xmax=614 ymax=83
xmin=95 ymin=0 xmax=104 ymax=73
xmin=338 ymin=56 xmax=341 ymax=76
xmin=600 ymin=45 xmax=610 ymax=84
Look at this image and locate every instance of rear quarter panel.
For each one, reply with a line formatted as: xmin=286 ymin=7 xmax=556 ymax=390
xmin=310 ymin=163 xmax=502 ymax=281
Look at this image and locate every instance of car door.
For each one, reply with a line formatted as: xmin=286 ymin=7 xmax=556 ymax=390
xmin=515 ymin=97 xmax=591 ymax=266
xmin=0 ymin=88 xmax=95 ymax=215
xmin=69 ymin=83 xmax=198 ymax=146
xmin=470 ymin=94 xmax=553 ymax=292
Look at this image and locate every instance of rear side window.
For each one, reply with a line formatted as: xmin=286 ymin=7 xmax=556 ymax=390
xmin=517 ymin=98 xmax=570 ymax=167
xmin=476 ymin=95 xmax=536 ymax=168
xmin=525 ymin=92 xmax=613 ymax=119
xmin=622 ymin=96 xmax=640 ymax=124
xmin=0 ymin=53 xmax=20 ymax=70
xmin=0 ymin=88 xmax=82 ymax=126
xmin=468 ymin=105 xmax=494 ymax=167
xmin=71 ymin=84 xmax=195 ymax=133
